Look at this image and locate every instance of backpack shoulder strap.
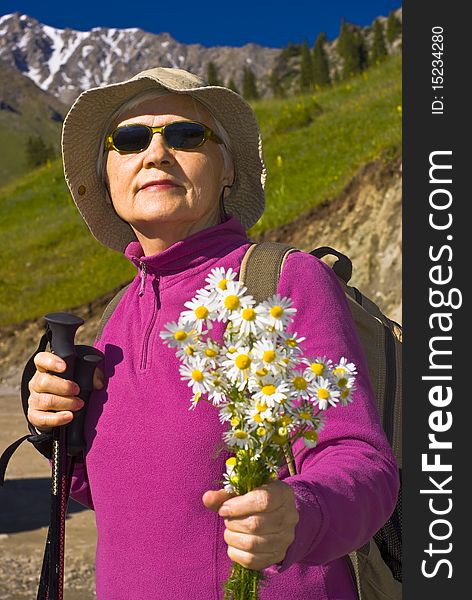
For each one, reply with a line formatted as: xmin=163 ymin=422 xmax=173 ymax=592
xmin=96 ymin=283 xmax=131 ymax=342
xmin=240 ymin=242 xmax=296 ymax=304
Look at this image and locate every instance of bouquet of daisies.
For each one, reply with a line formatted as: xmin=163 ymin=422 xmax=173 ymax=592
xmin=160 ymin=267 xmax=357 ymax=600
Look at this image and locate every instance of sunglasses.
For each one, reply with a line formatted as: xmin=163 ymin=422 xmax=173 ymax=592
xmin=106 ymin=120 xmax=223 ymax=154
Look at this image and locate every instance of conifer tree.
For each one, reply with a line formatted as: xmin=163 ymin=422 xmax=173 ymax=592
xmin=26 ymin=135 xmax=55 ymax=169
xmin=299 ymin=39 xmax=314 ymax=92
xmin=355 ymin=30 xmax=369 ymax=71
xmin=226 ymin=78 xmax=240 ymax=94
xmin=337 ymin=18 xmax=366 ymax=79
xmin=269 ymin=69 xmax=285 ymax=98
xmin=370 ymin=19 xmax=388 ymax=64
xmin=386 ymin=11 xmax=402 ymax=44
xmin=242 ymin=66 xmax=259 ymax=100
xmin=312 ymin=32 xmax=330 ymax=87
xmin=207 ymin=61 xmax=222 ymax=86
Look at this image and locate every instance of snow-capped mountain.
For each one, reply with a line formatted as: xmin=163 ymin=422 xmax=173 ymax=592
xmin=0 ymin=13 xmax=279 ymax=104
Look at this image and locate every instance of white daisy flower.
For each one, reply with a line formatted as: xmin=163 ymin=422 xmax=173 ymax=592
xmin=207 ymin=372 xmax=228 ymax=405
xmin=279 ymin=331 xmax=307 ymax=357
xmin=229 ymin=303 xmax=266 ymax=337
xmin=259 ymin=294 xmax=297 ymax=332
xmin=160 ymin=320 xmax=197 ymax=348
xmin=215 ymin=281 xmax=255 ymax=322
xmin=246 ymin=398 xmax=277 ymax=428
xmin=252 ymin=377 xmax=290 ymax=408
xmin=287 ymin=369 xmax=314 ymax=401
xmin=251 ymin=338 xmax=288 ymax=376
xmin=217 ymin=402 xmax=237 ymax=424
xmin=179 ymin=357 xmax=212 ymax=396
xmin=221 ymin=345 xmax=253 ymax=390
xmin=339 ymin=383 xmax=356 ymax=406
xmin=310 ymin=376 xmax=341 ymax=410
xmin=295 ymin=403 xmax=317 ymax=425
xmin=205 ymin=267 xmax=238 ymax=292
xmin=223 ymin=428 xmax=254 ymax=449
xmin=333 ymin=357 xmax=358 ymax=378
xmin=198 ymin=339 xmax=222 ymax=369
xmin=180 ymin=288 xmax=219 ymax=333
xmin=303 ymin=356 xmax=334 ymax=381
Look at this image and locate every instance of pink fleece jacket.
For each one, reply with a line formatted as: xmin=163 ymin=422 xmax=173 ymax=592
xmin=68 ymin=216 xmax=399 ymax=599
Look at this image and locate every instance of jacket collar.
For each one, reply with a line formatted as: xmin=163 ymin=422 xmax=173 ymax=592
xmin=124 ymin=216 xmax=249 ymax=274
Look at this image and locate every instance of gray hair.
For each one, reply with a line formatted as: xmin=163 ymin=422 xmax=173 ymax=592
xmin=98 ymin=88 xmax=235 ymax=201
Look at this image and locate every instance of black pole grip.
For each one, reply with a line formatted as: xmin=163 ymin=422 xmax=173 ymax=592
xmin=44 ymin=313 xmax=84 ymax=378
xmin=66 ymin=349 xmax=104 ymax=456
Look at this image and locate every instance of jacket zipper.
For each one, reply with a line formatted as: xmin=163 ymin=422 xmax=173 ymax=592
xmin=140 ymin=268 xmax=160 ymax=370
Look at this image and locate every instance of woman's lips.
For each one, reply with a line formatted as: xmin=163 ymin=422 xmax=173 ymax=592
xmin=140 ymin=180 xmax=181 ymax=191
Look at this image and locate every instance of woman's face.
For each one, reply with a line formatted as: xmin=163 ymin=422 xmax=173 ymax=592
xmin=105 ymin=93 xmax=233 ymax=245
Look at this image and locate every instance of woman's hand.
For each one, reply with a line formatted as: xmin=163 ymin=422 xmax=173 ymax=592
xmin=202 ymin=480 xmax=299 ymax=570
xmin=27 ymin=351 xmax=104 ymax=433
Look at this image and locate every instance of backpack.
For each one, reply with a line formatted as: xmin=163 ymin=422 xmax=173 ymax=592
xmin=96 ymin=240 xmax=403 ymax=600
xmin=239 ymin=241 xmax=402 ymax=600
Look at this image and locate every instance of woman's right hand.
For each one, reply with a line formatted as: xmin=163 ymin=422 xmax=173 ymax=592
xmin=27 ymin=351 xmax=104 ymax=433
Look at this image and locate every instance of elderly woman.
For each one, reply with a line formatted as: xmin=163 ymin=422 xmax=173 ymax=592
xmin=27 ymin=67 xmax=399 ymax=599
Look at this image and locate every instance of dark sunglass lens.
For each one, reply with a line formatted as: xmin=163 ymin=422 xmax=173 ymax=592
xmin=113 ymin=125 xmax=151 ymax=152
xmin=165 ymin=122 xmax=206 ymax=149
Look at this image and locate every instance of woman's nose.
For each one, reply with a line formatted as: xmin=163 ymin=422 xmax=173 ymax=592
xmin=142 ymin=133 xmax=175 ymax=168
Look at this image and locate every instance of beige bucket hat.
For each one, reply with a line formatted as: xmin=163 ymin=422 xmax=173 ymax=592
xmin=62 ymin=67 xmax=266 ymax=252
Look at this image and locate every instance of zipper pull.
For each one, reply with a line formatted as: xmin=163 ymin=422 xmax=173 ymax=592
xmin=138 ymin=261 xmax=147 ymax=297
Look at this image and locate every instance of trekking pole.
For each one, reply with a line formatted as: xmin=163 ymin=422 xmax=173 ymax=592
xmin=35 ymin=313 xmax=84 ymax=600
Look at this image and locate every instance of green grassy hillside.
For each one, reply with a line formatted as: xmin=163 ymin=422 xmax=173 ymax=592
xmin=0 ymin=62 xmax=67 ymax=184
xmin=0 ymin=54 xmax=401 ymax=326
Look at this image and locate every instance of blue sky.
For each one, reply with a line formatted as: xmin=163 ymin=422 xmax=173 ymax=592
xmin=1 ymin=1 xmax=402 ymax=48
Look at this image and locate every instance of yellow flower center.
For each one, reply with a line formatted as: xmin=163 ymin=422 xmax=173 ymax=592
xmin=256 ymin=400 xmax=267 ymax=412
xmin=242 ymin=308 xmax=256 ymax=321
xmin=341 ymin=389 xmax=350 ymax=398
xmin=205 ymin=348 xmax=218 ymax=357
xmin=256 ymin=427 xmax=267 ymax=437
xmin=311 ymin=363 xmax=325 ymax=376
xmin=285 ymin=337 xmax=298 ymax=348
xmin=256 ymin=368 xmax=268 ymax=377
xmin=263 ymin=350 xmax=276 ymax=363
xmin=262 ymin=384 xmax=276 ymax=396
xmin=235 ymin=354 xmax=251 ymax=369
xmin=224 ymin=295 xmax=240 ymax=310
xmin=253 ymin=413 xmax=263 ymax=423
xmin=173 ymin=330 xmax=187 ymax=341
xmin=228 ymin=346 xmax=237 ymax=354
xmin=304 ymin=430 xmax=318 ymax=443
xmin=278 ymin=426 xmax=288 ymax=437
xmin=333 ymin=367 xmax=346 ymax=377
xmin=195 ymin=306 xmax=209 ymax=319
xmin=218 ymin=278 xmax=228 ymax=290
xmin=317 ymin=388 xmax=329 ymax=400
xmin=226 ymin=457 xmax=237 ymax=467
xmin=186 ymin=345 xmax=195 ymax=356
xmin=338 ymin=377 xmax=348 ymax=388
xmin=293 ymin=376 xmax=307 ymax=390
xmin=270 ymin=305 xmax=284 ymax=318
xmin=231 ymin=417 xmax=241 ymax=426
xmin=280 ymin=416 xmax=292 ymax=426
xmin=299 ymin=411 xmax=311 ymax=420
xmin=192 ymin=370 xmax=204 ymax=382
xmin=234 ymin=430 xmax=248 ymax=440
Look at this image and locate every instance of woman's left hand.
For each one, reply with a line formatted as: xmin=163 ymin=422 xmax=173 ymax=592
xmin=202 ymin=480 xmax=299 ymax=570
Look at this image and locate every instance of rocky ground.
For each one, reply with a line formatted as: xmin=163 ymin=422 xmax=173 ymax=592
xmin=0 ymin=156 xmax=402 ymax=598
